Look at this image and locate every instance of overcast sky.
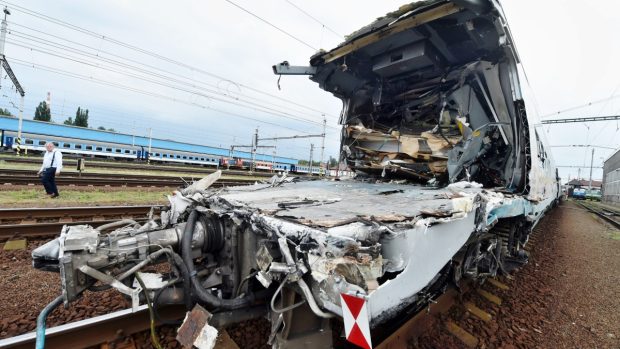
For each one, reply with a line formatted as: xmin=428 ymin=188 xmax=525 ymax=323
xmin=1 ymin=0 xmax=619 ymax=182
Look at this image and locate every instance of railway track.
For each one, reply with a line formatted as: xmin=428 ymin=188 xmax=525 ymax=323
xmin=0 ymin=305 xmax=186 ymax=349
xmin=0 ymin=275 xmax=509 ymax=349
xmin=0 ymin=205 xmax=161 ymax=240
xmin=1 ymin=157 xmax=276 ymax=178
xmin=576 ymin=201 xmax=620 ymax=229
xmin=0 ymin=170 xmax=257 ymax=187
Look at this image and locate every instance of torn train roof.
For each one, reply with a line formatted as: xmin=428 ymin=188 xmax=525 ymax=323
xmin=214 ymin=179 xmax=482 ymax=228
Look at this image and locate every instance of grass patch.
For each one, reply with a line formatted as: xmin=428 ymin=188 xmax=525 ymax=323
xmin=0 ymin=161 xmax=264 ymax=181
xmin=609 ymin=231 xmax=620 ymax=241
xmin=0 ymin=188 xmax=169 ymax=207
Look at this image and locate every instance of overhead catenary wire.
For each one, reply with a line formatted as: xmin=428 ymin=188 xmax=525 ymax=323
xmin=541 ymin=94 xmax=620 ymax=118
xmin=0 ymin=0 xmax=339 ymax=119
xmin=283 ymin=0 xmax=343 ymax=39
xmin=9 ymin=58 xmax=314 ymax=134
xmin=223 ymin=0 xmax=317 ymax=51
xmin=5 ymin=37 xmax=336 ymax=129
xmin=3 ymin=81 xmax=340 ymax=157
xmin=6 ymin=25 xmax=337 ymax=122
xmin=0 ymin=1 xmax=343 ymax=160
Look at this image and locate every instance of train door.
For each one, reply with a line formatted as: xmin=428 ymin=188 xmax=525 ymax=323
xmin=5 ymin=135 xmax=13 ymax=149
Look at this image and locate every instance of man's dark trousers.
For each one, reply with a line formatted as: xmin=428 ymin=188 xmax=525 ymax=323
xmin=41 ymin=167 xmax=58 ymax=196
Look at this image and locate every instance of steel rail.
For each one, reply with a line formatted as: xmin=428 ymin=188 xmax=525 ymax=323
xmin=0 ymin=305 xmax=186 ymax=349
xmin=0 ymin=219 xmax=150 ymax=239
xmin=0 ymin=205 xmax=159 ymax=221
xmin=0 ymin=205 xmax=160 ymax=239
xmin=0 ymin=168 xmax=208 ymax=181
xmin=576 ymin=201 xmax=620 ymax=229
xmin=1 ymin=157 xmax=276 ymax=177
xmin=0 ymin=175 xmax=253 ymax=187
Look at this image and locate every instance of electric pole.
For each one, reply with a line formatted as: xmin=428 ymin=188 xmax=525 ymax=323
xmin=230 ymin=128 xmax=275 ymax=173
xmin=320 ymin=116 xmax=326 ymax=176
xmin=588 ymin=148 xmax=594 ymax=190
xmin=0 ymin=6 xmax=25 ymax=157
xmin=148 ymin=128 xmax=152 ymax=164
xmin=309 ymin=144 xmax=314 ymax=175
xmin=251 ymin=128 xmax=258 ymax=172
xmin=0 ymin=6 xmax=9 ymax=89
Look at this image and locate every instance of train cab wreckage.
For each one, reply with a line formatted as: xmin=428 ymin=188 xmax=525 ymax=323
xmin=32 ymin=0 xmax=560 ymax=348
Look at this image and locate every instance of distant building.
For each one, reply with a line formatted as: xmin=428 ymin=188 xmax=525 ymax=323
xmin=566 ymin=179 xmax=602 ymax=189
xmin=603 ymin=148 xmax=620 ymax=204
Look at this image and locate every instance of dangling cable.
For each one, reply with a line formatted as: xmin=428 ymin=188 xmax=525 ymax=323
xmin=135 ymin=273 xmax=163 ymax=349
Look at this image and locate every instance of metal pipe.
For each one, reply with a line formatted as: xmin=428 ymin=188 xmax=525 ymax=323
xmin=35 ymin=295 xmax=63 ymax=349
xmin=296 ymin=279 xmax=334 ymax=318
xmin=115 ymin=248 xmax=170 ymax=281
xmin=95 ymin=219 xmax=138 ymax=232
xmin=276 ymin=237 xmax=334 ymax=318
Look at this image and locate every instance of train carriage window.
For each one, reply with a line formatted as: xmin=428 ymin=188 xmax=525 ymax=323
xmin=132 ymin=150 xmax=136 ymax=154
xmin=106 ymin=147 xmax=112 ymax=152
xmin=75 ymin=145 xmax=82 ymax=149
xmin=62 ymin=143 xmax=71 ymax=148
xmin=86 ymin=145 xmax=93 ymax=150
xmin=125 ymin=150 xmax=131 ymax=154
xmin=155 ymin=153 xmax=161 ymax=157
xmin=53 ymin=142 xmax=59 ymax=147
xmin=25 ymin=139 xmax=34 ymax=145
xmin=38 ymin=140 xmax=45 ymax=145
xmin=96 ymin=146 xmax=103 ymax=151
xmin=182 ymin=156 xmax=187 ymax=159
xmin=115 ymin=149 xmax=121 ymax=153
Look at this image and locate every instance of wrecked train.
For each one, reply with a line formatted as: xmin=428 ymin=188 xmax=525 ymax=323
xmin=32 ymin=0 xmax=560 ymax=347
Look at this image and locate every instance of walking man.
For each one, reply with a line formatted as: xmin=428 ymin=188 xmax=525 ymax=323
xmin=37 ymin=142 xmax=62 ymax=198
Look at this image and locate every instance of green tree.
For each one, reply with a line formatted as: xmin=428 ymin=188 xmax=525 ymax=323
xmin=34 ymin=101 xmax=51 ymax=122
xmin=329 ymin=156 xmax=338 ymax=168
xmin=107 ymin=128 xmax=116 ymax=132
xmin=63 ymin=117 xmax=74 ymax=125
xmin=97 ymin=126 xmax=106 ymax=130
xmin=74 ymin=107 xmax=89 ymax=127
xmin=0 ymin=108 xmax=12 ymax=117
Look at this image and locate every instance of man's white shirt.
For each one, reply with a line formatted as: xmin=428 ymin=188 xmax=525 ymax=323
xmin=39 ymin=149 xmax=63 ymax=173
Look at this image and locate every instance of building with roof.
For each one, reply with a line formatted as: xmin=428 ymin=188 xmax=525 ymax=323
xmin=602 ymin=148 xmax=620 ymax=204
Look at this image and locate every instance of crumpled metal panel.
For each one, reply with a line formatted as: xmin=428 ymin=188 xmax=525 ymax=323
xmin=216 ymin=180 xmax=478 ymax=228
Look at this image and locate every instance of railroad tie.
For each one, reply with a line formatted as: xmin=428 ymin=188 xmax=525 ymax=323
xmin=445 ymin=321 xmax=479 ymax=348
xmin=486 ymin=278 xmax=510 ymax=291
xmin=477 ymin=288 xmax=502 ymax=306
xmin=464 ymin=302 xmax=492 ymax=322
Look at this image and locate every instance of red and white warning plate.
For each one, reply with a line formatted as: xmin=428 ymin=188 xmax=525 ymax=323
xmin=340 ymin=293 xmax=372 ymax=349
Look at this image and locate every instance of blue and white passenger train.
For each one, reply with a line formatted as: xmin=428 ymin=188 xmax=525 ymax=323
xmin=0 ymin=116 xmax=335 ymax=175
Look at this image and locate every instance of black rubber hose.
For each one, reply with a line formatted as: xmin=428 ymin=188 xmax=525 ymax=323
xmin=153 ymin=285 xmax=184 ymax=326
xmin=181 ymin=209 xmax=255 ymax=310
xmin=167 ymin=250 xmax=194 ymax=310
